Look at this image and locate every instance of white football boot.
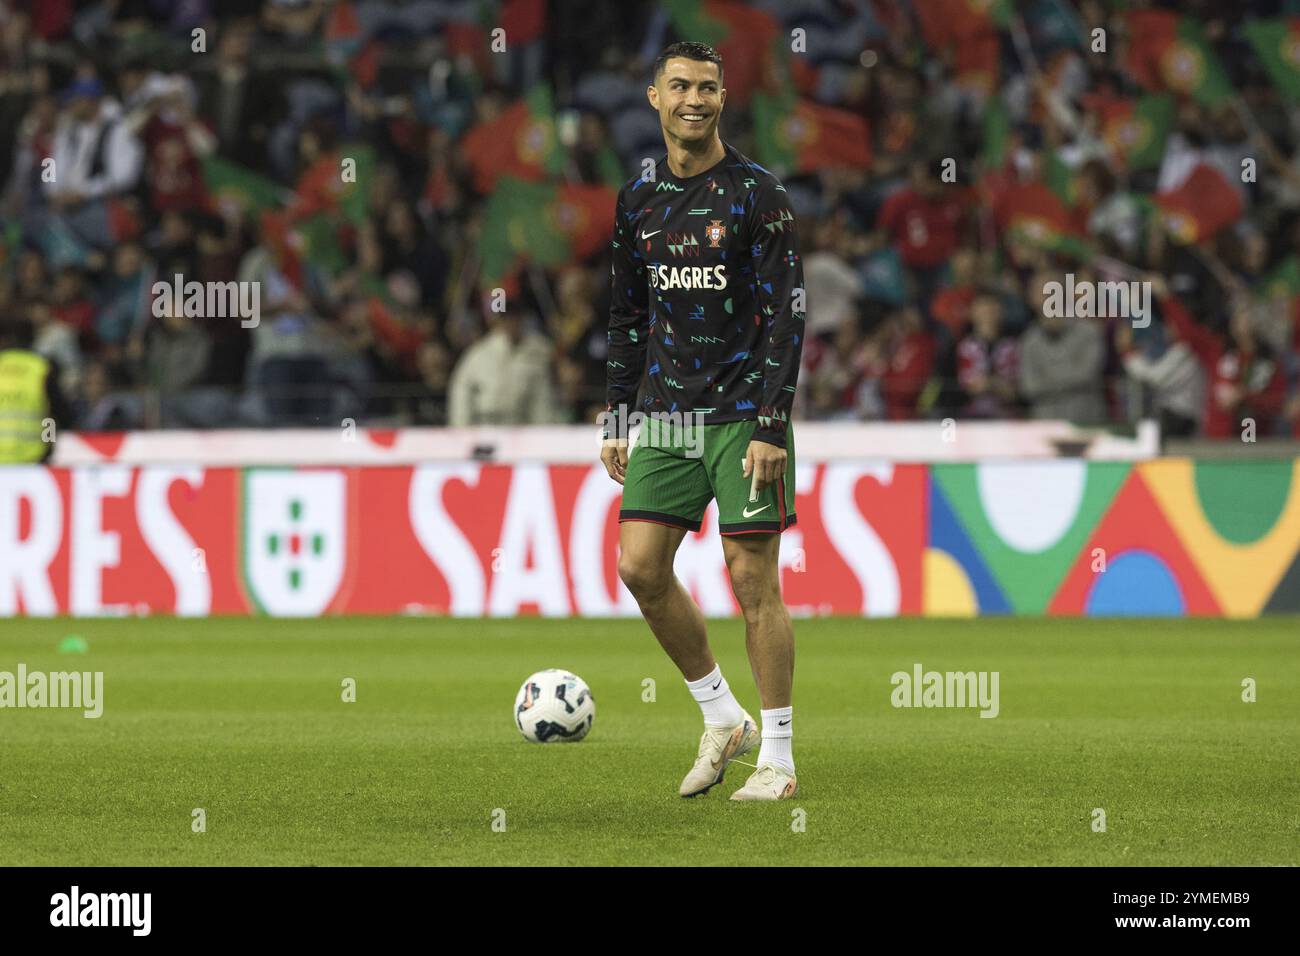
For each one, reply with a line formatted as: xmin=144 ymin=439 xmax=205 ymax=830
xmin=729 ymin=764 xmax=798 ymax=801
xmin=678 ymin=712 xmax=759 ymax=797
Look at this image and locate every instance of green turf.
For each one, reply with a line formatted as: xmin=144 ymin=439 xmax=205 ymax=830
xmin=0 ymin=616 xmax=1296 ymax=866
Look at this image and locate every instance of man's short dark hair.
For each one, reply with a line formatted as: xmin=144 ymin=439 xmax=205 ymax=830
xmin=653 ymin=41 xmax=723 ymax=84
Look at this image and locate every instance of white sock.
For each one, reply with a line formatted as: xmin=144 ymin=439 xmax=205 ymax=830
xmin=758 ymin=706 xmax=794 ymax=774
xmin=685 ymin=665 xmax=744 ymax=728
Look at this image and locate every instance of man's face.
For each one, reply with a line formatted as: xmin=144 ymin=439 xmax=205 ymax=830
xmin=648 ymin=58 xmax=725 ymax=145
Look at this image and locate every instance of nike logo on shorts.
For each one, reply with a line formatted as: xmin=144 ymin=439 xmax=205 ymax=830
xmin=742 ymin=504 xmax=772 ymax=518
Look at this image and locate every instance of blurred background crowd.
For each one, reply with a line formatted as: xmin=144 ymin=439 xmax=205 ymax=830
xmin=3 ymin=0 xmax=1300 ymax=439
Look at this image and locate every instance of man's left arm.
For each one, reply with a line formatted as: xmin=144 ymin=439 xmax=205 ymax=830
xmin=746 ymin=181 xmax=806 ymax=485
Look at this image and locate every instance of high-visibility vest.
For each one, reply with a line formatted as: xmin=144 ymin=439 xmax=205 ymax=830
xmin=0 ymin=349 xmax=51 ymax=463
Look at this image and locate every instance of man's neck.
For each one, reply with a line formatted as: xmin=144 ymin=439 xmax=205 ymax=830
xmin=665 ymin=134 xmax=725 ymax=179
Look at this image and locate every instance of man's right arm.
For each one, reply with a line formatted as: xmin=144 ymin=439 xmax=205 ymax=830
xmin=604 ymin=192 xmax=649 ymax=441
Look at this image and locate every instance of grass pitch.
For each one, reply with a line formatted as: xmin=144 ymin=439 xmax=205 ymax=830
xmin=0 ymin=616 xmax=1296 ymax=866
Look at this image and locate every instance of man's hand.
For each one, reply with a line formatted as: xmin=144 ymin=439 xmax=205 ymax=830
xmin=601 ymin=438 xmax=629 ymax=484
xmin=743 ymin=440 xmax=786 ymax=495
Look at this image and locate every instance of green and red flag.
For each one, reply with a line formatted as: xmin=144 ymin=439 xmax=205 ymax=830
xmin=914 ymin=0 xmax=1009 ymax=94
xmin=752 ymin=92 xmax=871 ymax=174
xmin=282 ymin=146 xmax=375 ymax=278
xmin=662 ymin=0 xmax=780 ymax=108
xmin=1125 ymin=11 xmax=1233 ymax=107
xmin=478 ymin=177 xmax=616 ymax=286
xmin=994 ymin=181 xmax=1089 ymax=257
xmin=1154 ymin=163 xmax=1243 ymax=244
xmin=289 ymin=145 xmax=375 ymax=225
xmin=202 ymin=156 xmax=290 ymax=216
xmin=1085 ymin=92 xmax=1175 ymax=171
xmin=1245 ymin=19 xmax=1300 ymax=103
xmin=461 ymin=86 xmax=564 ymax=195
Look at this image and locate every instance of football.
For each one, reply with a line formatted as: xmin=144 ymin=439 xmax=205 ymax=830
xmin=514 ymin=669 xmax=596 ymax=743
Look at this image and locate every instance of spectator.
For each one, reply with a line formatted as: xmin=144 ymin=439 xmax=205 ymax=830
xmin=958 ymin=291 xmax=1021 ymax=419
xmin=875 ymin=158 xmax=970 ymax=307
xmin=1019 ymin=283 xmax=1106 ymax=424
xmin=43 ymin=76 xmax=144 ymax=248
xmin=1157 ymin=282 xmax=1287 ymax=440
xmin=1114 ymin=314 xmax=1203 ymax=439
xmin=448 ymin=306 xmax=560 ymax=426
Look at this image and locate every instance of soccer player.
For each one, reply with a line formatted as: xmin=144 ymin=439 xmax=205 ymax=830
xmin=599 ymin=42 xmax=806 ymax=801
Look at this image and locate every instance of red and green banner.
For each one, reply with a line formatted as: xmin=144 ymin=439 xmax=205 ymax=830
xmin=1155 ymin=163 xmax=1243 ymax=244
xmin=1086 ymin=92 xmax=1175 ymax=170
xmin=993 ymin=182 xmax=1087 ymax=255
xmin=460 ymin=86 xmax=564 ymax=195
xmin=752 ymin=93 xmax=871 ymax=173
xmin=1245 ymin=18 xmax=1300 ymax=103
xmin=663 ymin=0 xmax=780 ymax=108
xmin=479 ymin=177 xmax=616 ymax=285
xmin=5 ymin=458 xmax=1300 ymax=617
xmin=202 ymin=156 xmax=288 ymax=215
xmin=914 ymin=0 xmax=1009 ymax=92
xmin=1125 ymin=11 xmax=1233 ymax=107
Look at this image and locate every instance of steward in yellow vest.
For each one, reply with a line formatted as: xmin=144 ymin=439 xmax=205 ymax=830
xmin=0 ymin=319 xmax=69 ymax=464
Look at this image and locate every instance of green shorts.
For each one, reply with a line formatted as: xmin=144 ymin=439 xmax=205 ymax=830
xmin=619 ymin=418 xmax=797 ymax=535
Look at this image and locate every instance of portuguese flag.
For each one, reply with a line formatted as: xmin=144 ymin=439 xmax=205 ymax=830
xmin=1085 ymin=92 xmax=1175 ymax=170
xmin=1245 ymin=19 xmax=1300 ymax=103
xmin=460 ymin=86 xmax=564 ymax=195
xmin=479 ymin=178 xmax=616 ymax=285
xmin=1154 ymin=163 xmax=1243 ymax=244
xmin=994 ymin=182 xmax=1088 ymax=257
xmin=1125 ymin=11 xmax=1232 ymax=107
xmin=752 ymin=93 xmax=870 ymax=173
xmin=662 ymin=0 xmax=780 ymax=108
xmin=914 ymin=0 xmax=1010 ymax=93
xmin=202 ymin=156 xmax=289 ymax=215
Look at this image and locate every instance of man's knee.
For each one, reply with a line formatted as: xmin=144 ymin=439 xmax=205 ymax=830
xmin=618 ymin=550 xmax=674 ymax=600
xmin=727 ymin=553 xmax=779 ymax=617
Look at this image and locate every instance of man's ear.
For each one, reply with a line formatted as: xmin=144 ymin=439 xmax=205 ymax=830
xmin=647 ymin=84 xmax=659 ymax=110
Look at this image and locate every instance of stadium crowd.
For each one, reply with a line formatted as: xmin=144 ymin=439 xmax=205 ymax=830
xmin=3 ymin=0 xmax=1300 ymax=439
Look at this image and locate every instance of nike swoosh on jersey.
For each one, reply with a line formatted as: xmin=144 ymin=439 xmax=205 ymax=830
xmin=742 ymin=504 xmax=772 ymax=518
xmin=640 ymin=229 xmax=661 ymax=239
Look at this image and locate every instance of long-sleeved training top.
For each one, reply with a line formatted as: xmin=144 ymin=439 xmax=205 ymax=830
xmin=604 ymin=142 xmax=806 ymax=448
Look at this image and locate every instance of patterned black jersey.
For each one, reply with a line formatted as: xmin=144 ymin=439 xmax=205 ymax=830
xmin=605 ymin=142 xmax=806 ymax=448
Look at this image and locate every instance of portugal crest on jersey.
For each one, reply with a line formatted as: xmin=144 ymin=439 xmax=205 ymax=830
xmin=706 ymin=219 xmax=726 ymax=248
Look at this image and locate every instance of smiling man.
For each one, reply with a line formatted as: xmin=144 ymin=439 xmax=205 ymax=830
xmin=599 ymin=42 xmax=807 ymax=801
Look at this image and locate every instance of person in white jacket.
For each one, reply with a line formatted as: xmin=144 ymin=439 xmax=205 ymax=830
xmin=448 ymin=308 xmax=562 ymax=427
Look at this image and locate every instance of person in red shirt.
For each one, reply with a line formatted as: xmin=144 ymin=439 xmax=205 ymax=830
xmin=879 ymin=305 xmax=938 ymax=419
xmin=1155 ymin=280 xmax=1286 ymax=439
xmin=876 ymin=159 xmax=970 ymax=306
